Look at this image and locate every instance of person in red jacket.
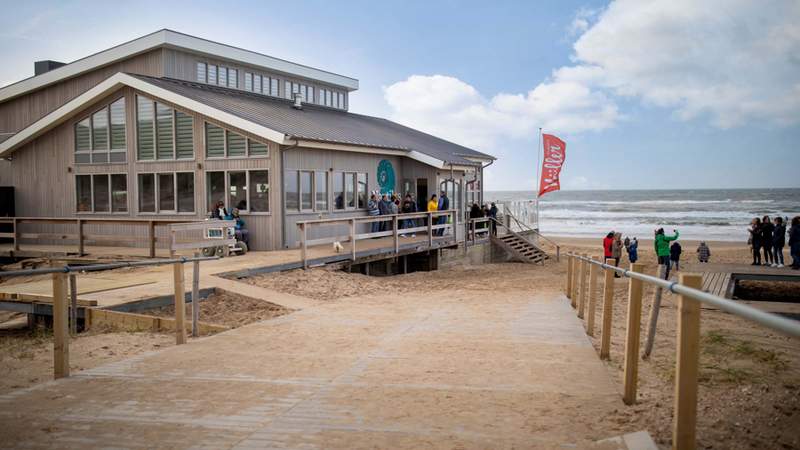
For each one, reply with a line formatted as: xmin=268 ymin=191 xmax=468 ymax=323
xmin=603 ymin=231 xmax=614 ymax=261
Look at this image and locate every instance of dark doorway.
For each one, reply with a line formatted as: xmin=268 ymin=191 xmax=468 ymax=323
xmin=416 ymin=178 xmax=427 ymax=211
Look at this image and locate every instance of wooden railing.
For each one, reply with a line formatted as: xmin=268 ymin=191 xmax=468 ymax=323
xmin=563 ymin=252 xmax=800 ymax=450
xmin=465 ymin=217 xmax=491 ymax=246
xmin=296 ymin=210 xmax=458 ymax=268
xmin=0 ymin=217 xmax=197 ymax=258
xmin=503 ymin=210 xmax=560 ymax=261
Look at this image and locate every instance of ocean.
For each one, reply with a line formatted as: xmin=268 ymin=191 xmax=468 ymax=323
xmin=485 ymin=189 xmax=800 ymax=242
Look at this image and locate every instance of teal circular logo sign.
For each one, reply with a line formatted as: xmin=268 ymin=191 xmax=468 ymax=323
xmin=377 ymin=159 xmax=395 ymax=194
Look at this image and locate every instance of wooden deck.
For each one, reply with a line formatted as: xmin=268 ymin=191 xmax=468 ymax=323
xmin=696 ymin=263 xmax=800 ymax=299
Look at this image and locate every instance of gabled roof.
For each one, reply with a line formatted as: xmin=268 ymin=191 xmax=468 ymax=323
xmin=0 ymin=29 xmax=358 ymax=104
xmin=0 ymin=73 xmax=494 ymax=168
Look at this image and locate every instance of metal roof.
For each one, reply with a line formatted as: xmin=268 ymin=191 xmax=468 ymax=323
xmin=134 ymin=75 xmax=495 ymax=166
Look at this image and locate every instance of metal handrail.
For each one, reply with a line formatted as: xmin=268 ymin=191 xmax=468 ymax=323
xmin=505 ymin=210 xmax=560 ymax=249
xmin=0 ymin=256 xmax=218 ymax=278
xmin=566 ymin=252 xmax=800 ymax=338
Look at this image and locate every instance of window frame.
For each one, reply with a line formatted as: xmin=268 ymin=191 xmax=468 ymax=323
xmin=196 ymin=62 xmax=207 ymax=83
xmin=75 ymin=173 xmax=129 ymax=214
xmin=136 ymin=171 xmax=196 ymax=215
xmin=331 ymin=171 xmax=367 ymax=212
xmin=203 ymin=122 xmax=270 ymax=160
xmin=74 ymin=97 xmax=127 ymax=165
xmin=204 ymin=169 xmax=271 ymax=215
xmin=136 ymin=95 xmax=195 ymax=162
xmin=284 ymin=170 xmax=331 ymax=214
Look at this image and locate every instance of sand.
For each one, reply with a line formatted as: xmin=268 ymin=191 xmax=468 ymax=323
xmin=141 ymin=290 xmax=294 ymax=328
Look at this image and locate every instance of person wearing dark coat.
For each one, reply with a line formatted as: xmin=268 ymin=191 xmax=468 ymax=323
xmin=789 ymin=216 xmax=800 ymax=270
xmin=670 ymin=241 xmax=682 ymax=272
xmin=761 ymin=215 xmax=774 ymax=265
xmin=749 ymin=218 xmax=762 ymax=265
xmin=489 ymin=203 xmax=499 ymax=236
xmin=772 ymin=216 xmax=786 ymax=268
xmin=436 ymin=191 xmax=450 ymax=236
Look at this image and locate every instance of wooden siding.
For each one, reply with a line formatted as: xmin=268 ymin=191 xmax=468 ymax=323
xmin=0 ymin=49 xmax=164 ymax=134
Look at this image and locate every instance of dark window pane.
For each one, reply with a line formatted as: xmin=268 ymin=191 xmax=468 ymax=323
xmin=156 ymin=102 xmax=174 ymax=159
xmin=138 ymin=174 xmax=155 ymax=212
xmin=227 ymin=131 xmax=246 ymax=157
xmin=357 ymin=173 xmax=367 ymax=209
xmin=333 ymin=172 xmax=344 ymax=210
xmin=206 ymin=171 xmax=225 ymax=213
xmin=248 ymin=139 xmax=268 ymax=156
xmin=158 ymin=173 xmax=175 ymax=211
xmin=92 ymin=174 xmax=109 ymax=212
xmin=175 ymin=111 xmax=193 ymax=159
xmin=345 ymin=173 xmax=355 ymax=208
xmin=228 ymin=171 xmax=247 ymax=211
xmin=76 ymin=175 xmax=92 ymax=212
xmin=284 ymin=170 xmax=298 ymax=211
xmin=110 ymin=98 xmax=126 ymax=151
xmin=137 ymin=97 xmax=154 ymax=160
xmin=205 ymin=123 xmax=225 ymax=158
xmin=315 ymin=172 xmax=327 ymax=211
xmin=92 ymin=109 xmax=108 ymax=151
xmin=75 ymin=118 xmax=91 ymax=153
xmin=300 ymin=171 xmax=312 ymax=210
xmin=111 ymin=174 xmax=127 ymax=213
xmin=250 ymin=170 xmax=269 ymax=212
xmin=176 ymin=172 xmax=194 ymax=213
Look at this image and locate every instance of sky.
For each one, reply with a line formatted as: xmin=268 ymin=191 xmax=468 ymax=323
xmin=1 ymin=0 xmax=798 ymax=191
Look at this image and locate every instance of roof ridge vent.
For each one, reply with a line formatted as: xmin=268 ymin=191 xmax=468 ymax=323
xmin=293 ymin=93 xmax=304 ymax=110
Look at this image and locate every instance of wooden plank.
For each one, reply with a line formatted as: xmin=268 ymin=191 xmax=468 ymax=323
xmin=673 ymin=274 xmax=703 ymax=450
xmin=565 ymin=254 xmax=573 ymax=298
xmin=0 ymin=293 xmax=98 ymax=306
xmin=191 ymin=254 xmax=200 ymax=338
xmin=52 ymin=272 xmax=69 ymax=379
xmin=173 ymin=262 xmax=186 ymax=345
xmin=578 ymin=253 xmax=588 ymax=319
xmin=148 ymin=221 xmax=156 ymax=258
xmin=77 ymin=219 xmax=84 ymax=255
xmin=600 ymin=258 xmax=615 ymax=360
xmin=570 ymin=256 xmax=579 ymax=308
xmin=69 ymin=274 xmax=78 ymax=335
xmin=623 ymin=263 xmax=645 ymax=405
xmin=587 ymin=256 xmax=599 ymax=336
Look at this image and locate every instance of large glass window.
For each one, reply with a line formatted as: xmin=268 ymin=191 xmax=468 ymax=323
xmin=197 ymin=62 xmax=207 ymax=83
xmin=270 ymin=78 xmax=279 ymax=97
xmin=76 ymin=174 xmax=127 ymax=213
xmin=333 ymin=172 xmax=344 ymax=210
xmin=253 ymin=74 xmax=261 ymax=93
xmin=92 ymin=174 xmax=110 ymax=212
xmin=111 ymin=174 xmax=128 ymax=212
xmin=138 ymin=172 xmax=193 ymax=214
xmin=357 ymin=173 xmax=367 ymax=209
xmin=75 ymin=118 xmax=91 ymax=164
xmin=176 ymin=172 xmax=195 ymax=213
xmin=91 ymin=109 xmax=108 ymax=152
xmin=137 ymin=96 xmax=192 ymax=160
xmin=137 ymin=96 xmax=155 ymax=160
xmin=208 ymin=64 xmax=217 ymax=85
xmin=284 ymin=170 xmax=299 ymax=211
xmin=206 ymin=171 xmax=225 ymax=214
xmin=205 ymin=122 xmax=267 ymax=158
xmin=250 ymin=171 xmax=269 ymax=212
xmin=76 ymin=175 xmax=92 ymax=212
xmin=75 ymin=98 xmax=125 ymax=164
xmin=138 ymin=174 xmax=155 ymax=213
xmin=175 ymin=111 xmax=194 ymax=159
xmin=228 ymin=68 xmax=237 ymax=88
xmin=158 ymin=173 xmax=175 ymax=211
xmin=218 ymin=67 xmax=227 ymax=86
xmin=300 ymin=171 xmax=313 ymax=211
xmin=109 ymin=98 xmax=126 ymax=162
xmin=205 ymin=123 xmax=225 ymax=158
xmin=228 ymin=171 xmax=247 ymax=210
xmin=244 ymin=72 xmax=253 ymax=91
xmin=248 ymin=140 xmax=268 ymax=156
xmin=315 ymin=171 xmax=328 ymax=211
xmin=227 ymin=131 xmax=246 ymax=157
xmin=156 ymin=102 xmax=174 ymax=160
xmin=345 ymin=172 xmax=355 ymax=208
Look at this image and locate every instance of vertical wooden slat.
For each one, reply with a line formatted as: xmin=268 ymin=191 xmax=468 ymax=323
xmin=578 ymin=253 xmax=588 ymax=319
xmin=12 ymin=218 xmax=19 ymax=251
xmin=77 ymin=219 xmax=84 ymax=255
xmin=393 ymin=215 xmax=399 ymax=254
xmin=300 ymin=223 xmax=307 ymax=269
xmin=600 ymin=258 xmax=615 ymax=360
xmin=570 ymin=256 xmax=579 ymax=308
xmin=69 ymin=274 xmax=78 ymax=336
xmin=191 ymin=252 xmax=200 ymax=338
xmin=350 ymin=218 xmax=356 ymax=260
xmin=587 ymin=256 xmax=599 ymax=336
xmin=623 ymin=263 xmax=645 ymax=405
xmin=148 ymin=221 xmax=156 ymax=258
xmin=565 ymin=254 xmax=573 ymax=298
xmin=52 ymin=272 xmax=69 ymax=379
xmin=173 ymin=262 xmax=186 ymax=345
xmin=673 ymin=274 xmax=702 ymax=450
xmin=428 ymin=212 xmax=433 ymax=248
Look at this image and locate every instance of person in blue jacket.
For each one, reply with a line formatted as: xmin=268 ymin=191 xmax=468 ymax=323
xmin=627 ymin=237 xmax=639 ymax=263
xmin=231 ymin=209 xmax=249 ymax=246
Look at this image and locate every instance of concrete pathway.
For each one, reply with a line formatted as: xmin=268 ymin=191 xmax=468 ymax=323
xmin=0 ymin=289 xmax=626 ymax=449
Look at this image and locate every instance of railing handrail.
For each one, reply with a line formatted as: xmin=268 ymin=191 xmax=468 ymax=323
xmin=0 ymin=256 xmax=218 ymax=278
xmin=566 ymin=252 xmax=800 ymax=338
xmin=1 ymin=216 xmax=194 ymax=223
xmin=504 ymin=210 xmax=561 ymax=249
xmin=296 ymin=209 xmax=458 ymax=226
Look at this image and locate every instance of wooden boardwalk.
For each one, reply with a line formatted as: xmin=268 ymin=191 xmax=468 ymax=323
xmin=697 ymin=263 xmax=800 ymax=299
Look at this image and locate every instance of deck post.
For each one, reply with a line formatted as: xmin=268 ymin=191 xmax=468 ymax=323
xmin=191 ymin=252 xmax=200 ymax=338
xmin=570 ymin=256 xmax=579 ymax=308
xmin=428 ymin=212 xmax=433 ymax=247
xmin=587 ymin=256 xmax=599 ymax=336
xmin=623 ymin=262 xmax=645 ymax=405
xmin=12 ymin=218 xmax=19 ymax=251
xmin=52 ymin=272 xmax=69 ymax=379
xmin=565 ymin=254 xmax=573 ymax=298
xmin=148 ymin=221 xmax=156 ymax=258
xmin=600 ymin=258 xmax=615 ymax=359
xmin=643 ymin=264 xmax=667 ymax=359
xmin=300 ymin=223 xmax=307 ymax=269
xmin=173 ymin=262 xmax=186 ymax=345
xmin=77 ymin=219 xmax=84 ymax=255
xmin=394 ymin=215 xmax=399 ymax=254
xmin=578 ymin=253 xmax=588 ymax=319
xmin=350 ymin=218 xmax=356 ymax=260
xmin=69 ymin=274 xmax=78 ymax=335
xmin=673 ymin=273 xmax=703 ymax=450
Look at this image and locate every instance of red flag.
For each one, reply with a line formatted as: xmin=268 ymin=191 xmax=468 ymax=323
xmin=538 ymin=134 xmax=566 ymax=197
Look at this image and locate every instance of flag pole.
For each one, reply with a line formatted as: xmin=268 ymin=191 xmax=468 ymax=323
xmin=536 ymin=127 xmax=542 ymax=231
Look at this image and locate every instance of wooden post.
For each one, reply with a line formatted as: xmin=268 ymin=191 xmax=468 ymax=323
xmin=673 ymin=274 xmax=703 ymax=450
xmin=12 ymin=218 xmax=19 ymax=251
xmin=570 ymin=256 xmax=579 ymax=308
xmin=169 ymin=228 xmax=176 ymax=258
xmin=52 ymin=272 xmax=69 ymax=378
xmin=643 ymin=264 xmax=668 ymax=359
xmin=173 ymin=262 xmax=186 ymax=345
xmin=69 ymin=274 xmax=78 ymax=336
xmin=351 ymin=218 xmax=357 ymax=260
xmin=600 ymin=258 xmax=615 ymax=360
xmin=565 ymin=254 xmax=573 ymax=298
xmin=148 ymin=220 xmax=156 ymax=258
xmin=191 ymin=252 xmax=200 ymax=338
xmin=77 ymin=219 xmax=85 ymax=255
xmin=587 ymin=256 xmax=599 ymax=336
xmin=578 ymin=253 xmax=588 ymax=319
xmin=393 ymin=215 xmax=399 ymax=254
xmin=300 ymin=222 xmax=307 ymax=269
xmin=622 ymin=263 xmax=645 ymax=405
xmin=428 ymin=212 xmax=433 ymax=247
xmin=556 ymin=246 xmax=560 ymax=262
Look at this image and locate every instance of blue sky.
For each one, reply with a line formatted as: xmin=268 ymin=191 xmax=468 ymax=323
xmin=1 ymin=0 xmax=798 ymax=191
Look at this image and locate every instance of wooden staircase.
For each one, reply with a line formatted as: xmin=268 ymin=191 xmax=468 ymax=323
xmin=492 ymin=233 xmax=549 ymax=265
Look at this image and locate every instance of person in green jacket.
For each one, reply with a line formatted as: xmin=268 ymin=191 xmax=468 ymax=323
xmin=655 ymin=228 xmax=679 ymax=279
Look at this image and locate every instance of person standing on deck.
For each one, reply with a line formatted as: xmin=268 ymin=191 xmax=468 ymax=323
xmin=697 ymin=242 xmax=711 ymax=263
xmin=789 ymin=216 xmax=800 ymax=270
xmin=367 ymin=194 xmax=380 ymax=236
xmin=772 ymin=216 xmax=786 ymax=268
xmin=749 ymin=218 xmax=762 ymax=266
xmin=378 ymin=194 xmax=392 ymax=232
xmin=655 ymin=228 xmax=679 ymax=279
xmin=670 ymin=241 xmax=682 ymax=272
xmin=489 ymin=203 xmax=499 ymax=236
xmin=401 ymin=194 xmax=416 ymax=237
xmin=437 ymin=191 xmax=450 ymax=236
xmin=427 ymin=194 xmax=438 ymax=237
xmin=761 ymin=215 xmax=774 ymax=266
xmin=628 ymin=237 xmax=639 ymax=264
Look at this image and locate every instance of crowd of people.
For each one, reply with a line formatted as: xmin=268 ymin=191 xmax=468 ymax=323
xmin=210 ymin=200 xmax=249 ymax=247
xmin=748 ymin=215 xmax=800 ymax=270
xmin=367 ymin=190 xmax=453 ymax=237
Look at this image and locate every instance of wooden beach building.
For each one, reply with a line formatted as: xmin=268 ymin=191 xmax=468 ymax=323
xmin=0 ymin=29 xmax=495 ymax=252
